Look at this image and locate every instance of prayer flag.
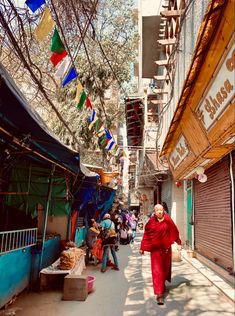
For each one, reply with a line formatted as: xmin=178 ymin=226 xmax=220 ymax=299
xmin=34 ymin=7 xmax=55 ymax=41
xmin=86 ymin=97 xmax=93 ymax=109
xmin=106 ymin=140 xmax=115 ymax=151
xmin=88 ymin=116 xmax=98 ymax=130
xmin=75 ymin=80 xmax=84 ymax=102
xmin=105 ymin=129 xmax=112 ymax=140
xmin=115 ymin=146 xmax=120 ymax=156
xmin=97 ymin=127 xmax=105 ymax=137
xmin=77 ymin=90 xmax=87 ymax=109
xmin=88 ymin=111 xmax=98 ymax=130
xmin=89 ymin=109 xmax=96 ymax=122
xmin=100 ymin=135 xmax=107 ymax=145
xmin=50 ymin=28 xmax=65 ymax=54
xmin=62 ymin=67 xmax=77 ymax=87
xmin=95 ymin=118 xmax=102 ymax=132
xmin=50 ymin=50 xmax=67 ymax=67
xmin=54 ymin=56 xmax=70 ymax=79
xmin=25 ymin=0 xmax=45 ymax=12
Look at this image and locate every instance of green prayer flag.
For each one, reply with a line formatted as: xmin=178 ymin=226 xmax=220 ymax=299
xmin=95 ymin=118 xmax=101 ymax=132
xmin=100 ymin=136 xmax=106 ymax=145
xmin=77 ymin=90 xmax=87 ymax=109
xmin=50 ymin=28 xmax=65 ymax=54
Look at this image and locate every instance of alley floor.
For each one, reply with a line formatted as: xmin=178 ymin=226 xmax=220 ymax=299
xmin=3 ymin=234 xmax=235 ymax=316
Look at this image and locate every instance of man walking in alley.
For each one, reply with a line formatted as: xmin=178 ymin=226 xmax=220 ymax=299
xmin=139 ymin=204 xmax=182 ymax=305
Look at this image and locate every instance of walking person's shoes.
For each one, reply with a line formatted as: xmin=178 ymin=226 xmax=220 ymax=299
xmin=111 ymin=265 xmax=120 ymax=271
xmin=156 ymin=295 xmax=164 ymax=305
xmin=100 ymin=268 xmax=107 ymax=273
xmin=107 ymin=260 xmax=115 ymax=267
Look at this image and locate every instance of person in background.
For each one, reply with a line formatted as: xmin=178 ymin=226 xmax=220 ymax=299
xmin=139 ymin=204 xmax=181 ymax=305
xmin=129 ymin=213 xmax=138 ymax=241
xmin=86 ymin=218 xmax=100 ymax=264
xmin=100 ymin=213 xmax=119 ymax=273
xmin=119 ymin=222 xmax=129 ymax=245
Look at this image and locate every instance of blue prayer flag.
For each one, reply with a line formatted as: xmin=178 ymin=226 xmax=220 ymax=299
xmin=25 ymin=0 xmax=46 ymax=12
xmin=62 ymin=67 xmax=77 ymax=87
xmin=107 ymin=141 xmax=115 ymax=152
xmin=89 ymin=109 xmax=96 ymax=123
xmin=105 ymin=129 xmax=112 ymax=140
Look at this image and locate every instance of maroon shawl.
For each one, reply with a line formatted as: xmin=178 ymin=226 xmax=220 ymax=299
xmin=140 ymin=214 xmax=181 ymax=252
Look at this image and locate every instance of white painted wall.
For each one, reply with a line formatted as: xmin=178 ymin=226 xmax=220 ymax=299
xmin=171 ymin=183 xmax=186 ymax=244
xmin=38 ymin=210 xmax=68 ymax=240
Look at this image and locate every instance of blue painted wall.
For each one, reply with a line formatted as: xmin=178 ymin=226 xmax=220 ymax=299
xmin=30 ymin=235 xmax=61 ymax=287
xmin=0 ymin=248 xmax=31 ymax=308
xmin=0 ymin=235 xmax=61 ymax=308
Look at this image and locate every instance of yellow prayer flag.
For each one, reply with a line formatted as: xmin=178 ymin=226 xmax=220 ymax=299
xmin=34 ymin=7 xmax=55 ymax=42
xmin=88 ymin=116 xmax=98 ymax=130
xmin=97 ymin=128 xmax=105 ymax=137
xmin=75 ymin=80 xmax=84 ymax=103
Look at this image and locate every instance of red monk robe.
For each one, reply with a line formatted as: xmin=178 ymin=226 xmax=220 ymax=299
xmin=140 ymin=213 xmax=181 ymax=295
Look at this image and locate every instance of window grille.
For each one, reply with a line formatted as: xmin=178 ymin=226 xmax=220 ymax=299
xmin=0 ymin=228 xmax=38 ymax=254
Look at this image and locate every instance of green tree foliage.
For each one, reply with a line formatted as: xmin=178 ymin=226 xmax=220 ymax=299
xmin=0 ymin=0 xmax=137 ymax=166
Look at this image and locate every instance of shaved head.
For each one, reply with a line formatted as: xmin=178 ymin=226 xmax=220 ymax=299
xmin=154 ymin=204 xmax=164 ymax=219
xmin=154 ymin=204 xmax=163 ymax=211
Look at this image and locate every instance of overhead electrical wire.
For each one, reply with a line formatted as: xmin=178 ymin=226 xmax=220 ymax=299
xmin=0 ymin=7 xmax=83 ymax=152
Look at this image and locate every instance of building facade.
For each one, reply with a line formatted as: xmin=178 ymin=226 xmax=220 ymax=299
xmin=157 ymin=0 xmax=234 ymax=282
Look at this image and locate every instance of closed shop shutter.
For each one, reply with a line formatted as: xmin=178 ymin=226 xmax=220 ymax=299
xmin=194 ymin=154 xmax=233 ymax=272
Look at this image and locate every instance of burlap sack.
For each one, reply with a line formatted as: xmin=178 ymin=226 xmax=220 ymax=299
xmin=59 ymin=250 xmax=76 ymax=270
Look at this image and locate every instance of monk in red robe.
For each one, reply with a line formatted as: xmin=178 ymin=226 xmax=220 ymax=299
xmin=140 ymin=204 xmax=181 ymax=305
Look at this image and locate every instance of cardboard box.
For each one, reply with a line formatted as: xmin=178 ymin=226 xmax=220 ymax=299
xmin=63 ymin=275 xmax=88 ymax=301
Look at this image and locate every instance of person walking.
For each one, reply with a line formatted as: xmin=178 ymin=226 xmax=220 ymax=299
xmin=100 ymin=213 xmax=119 ymax=273
xmin=139 ymin=204 xmax=181 ymax=305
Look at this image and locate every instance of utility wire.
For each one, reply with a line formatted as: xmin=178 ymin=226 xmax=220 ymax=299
xmin=80 ymin=0 xmax=128 ymax=97
xmin=0 ymin=9 xmax=81 ymax=151
xmin=68 ymin=0 xmax=117 ymax=140
xmin=50 ymin=0 xmax=99 ymax=77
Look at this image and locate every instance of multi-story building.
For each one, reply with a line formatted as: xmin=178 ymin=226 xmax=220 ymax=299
xmin=156 ymin=0 xmax=234 ymax=283
xmin=127 ymin=0 xmax=234 ymax=283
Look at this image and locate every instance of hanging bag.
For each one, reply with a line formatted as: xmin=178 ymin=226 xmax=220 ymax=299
xmin=101 ymin=221 xmax=117 ymax=246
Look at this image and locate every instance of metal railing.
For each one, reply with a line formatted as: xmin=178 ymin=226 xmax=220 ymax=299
xmin=0 ymin=228 xmax=38 ymax=254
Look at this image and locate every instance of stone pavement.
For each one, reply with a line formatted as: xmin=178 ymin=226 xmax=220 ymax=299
xmin=3 ymin=234 xmax=235 ymax=316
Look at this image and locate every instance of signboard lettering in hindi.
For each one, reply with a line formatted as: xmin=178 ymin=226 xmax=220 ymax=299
xmin=196 ymin=41 xmax=234 ymax=130
xmin=170 ymin=135 xmax=189 ymax=169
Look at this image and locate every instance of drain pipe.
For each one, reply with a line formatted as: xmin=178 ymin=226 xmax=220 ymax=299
xmin=229 ymin=152 xmax=235 ymax=274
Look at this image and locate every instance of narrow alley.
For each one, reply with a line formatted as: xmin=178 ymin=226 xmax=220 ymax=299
xmin=6 ymin=234 xmax=234 ymax=316
xmin=0 ymin=1 xmax=234 ymax=315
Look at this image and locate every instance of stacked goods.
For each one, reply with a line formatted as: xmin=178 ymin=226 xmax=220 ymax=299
xmin=59 ymin=250 xmax=76 ymax=270
xmin=66 ymin=241 xmax=76 ymax=248
xmin=70 ymin=247 xmax=85 ymax=261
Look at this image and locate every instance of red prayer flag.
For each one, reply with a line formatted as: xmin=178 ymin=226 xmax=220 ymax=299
xmin=50 ymin=50 xmax=67 ymax=67
xmin=86 ymin=97 xmax=93 ymax=109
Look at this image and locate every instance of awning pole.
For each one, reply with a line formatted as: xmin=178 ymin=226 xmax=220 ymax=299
xmin=39 ymin=164 xmax=55 ymax=271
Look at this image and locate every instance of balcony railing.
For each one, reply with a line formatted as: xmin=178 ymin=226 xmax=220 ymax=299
xmin=0 ymin=228 xmax=38 ymax=255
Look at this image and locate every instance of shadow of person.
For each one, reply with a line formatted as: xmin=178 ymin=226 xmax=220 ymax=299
xmin=164 ymin=275 xmax=190 ymax=299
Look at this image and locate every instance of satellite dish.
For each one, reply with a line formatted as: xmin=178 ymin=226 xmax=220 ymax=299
xmin=198 ymin=174 xmax=207 ymax=183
